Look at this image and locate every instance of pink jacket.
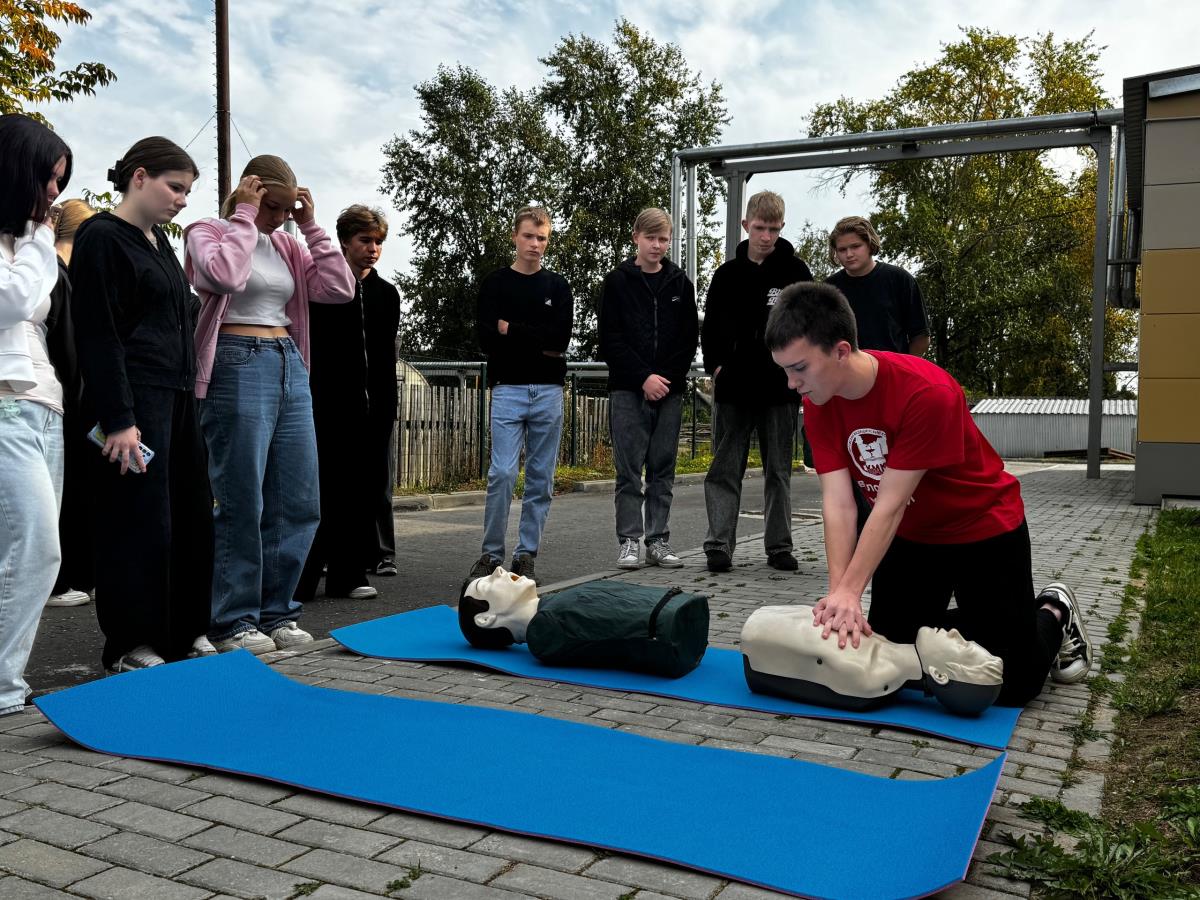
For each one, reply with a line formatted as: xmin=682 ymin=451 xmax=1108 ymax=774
xmin=184 ymin=203 xmax=356 ymax=398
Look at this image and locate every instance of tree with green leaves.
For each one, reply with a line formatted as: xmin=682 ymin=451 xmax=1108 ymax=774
xmin=380 ymin=20 xmax=727 ymax=359
xmin=1 ymin=1 xmax=115 ymax=121
xmin=808 ymin=28 xmax=1136 ymax=397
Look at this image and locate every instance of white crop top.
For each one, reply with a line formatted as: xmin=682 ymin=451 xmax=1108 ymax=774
xmin=224 ymin=232 xmax=295 ymax=326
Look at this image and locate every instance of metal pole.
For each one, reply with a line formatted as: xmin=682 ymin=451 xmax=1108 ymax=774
xmin=478 ymin=363 xmax=488 ymax=478
xmin=690 ymin=378 xmax=698 ymax=459
xmin=670 ymin=154 xmax=682 ymax=263
xmin=724 ymin=171 xmax=743 ymax=263
xmin=1087 ymin=128 xmax=1112 ymax=480
xmin=215 ymin=0 xmax=231 ymax=209
xmin=569 ymin=373 xmax=578 ymax=467
xmin=1106 ymin=127 xmax=1126 ymax=305
xmin=686 ymin=163 xmax=698 ymax=285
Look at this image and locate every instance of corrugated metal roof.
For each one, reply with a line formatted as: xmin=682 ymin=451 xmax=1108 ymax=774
xmin=971 ymin=397 xmax=1137 ymax=416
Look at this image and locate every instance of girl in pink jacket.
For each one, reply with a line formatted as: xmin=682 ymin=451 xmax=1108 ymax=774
xmin=185 ymin=155 xmax=355 ymax=655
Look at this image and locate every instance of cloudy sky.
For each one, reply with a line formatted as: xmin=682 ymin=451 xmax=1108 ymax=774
xmin=38 ymin=0 xmax=1200 ymax=274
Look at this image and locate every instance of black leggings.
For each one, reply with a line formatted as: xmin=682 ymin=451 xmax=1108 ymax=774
xmin=868 ymin=520 xmax=1063 ymax=707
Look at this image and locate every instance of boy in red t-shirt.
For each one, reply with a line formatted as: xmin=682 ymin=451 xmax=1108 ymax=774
xmin=764 ymin=282 xmax=1092 ymax=705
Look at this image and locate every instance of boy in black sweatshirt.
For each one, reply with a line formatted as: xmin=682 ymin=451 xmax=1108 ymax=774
xmin=470 ymin=206 xmax=573 ymax=584
xmin=599 ymin=208 xmax=699 ymax=569
xmin=701 ymin=190 xmax=813 ymax=573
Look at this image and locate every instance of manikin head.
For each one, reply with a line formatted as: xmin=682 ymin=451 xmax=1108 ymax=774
xmin=457 ymin=566 xmax=541 ymax=648
xmin=914 ymin=627 xmax=1004 ymax=715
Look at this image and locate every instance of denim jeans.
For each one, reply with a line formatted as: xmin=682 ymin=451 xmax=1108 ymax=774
xmin=610 ymin=390 xmax=682 ymax=544
xmin=0 ymin=399 xmax=63 ymax=714
xmin=201 ymin=336 xmax=320 ymax=640
xmin=703 ymin=401 xmax=797 ymax=556
xmin=481 ymin=384 xmax=564 ymax=562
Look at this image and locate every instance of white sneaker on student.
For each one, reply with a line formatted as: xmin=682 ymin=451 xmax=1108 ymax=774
xmin=213 ymin=629 xmax=276 ymax=655
xmin=617 ymin=539 xmax=641 ymax=569
xmin=1040 ymin=582 xmax=1093 ymax=684
xmin=46 ymin=589 xmax=91 ymax=607
xmin=269 ymin=622 xmax=314 ymax=650
xmin=110 ymin=645 xmax=166 ymax=673
xmin=346 ymin=586 xmax=378 ymax=600
xmin=646 ymin=540 xmax=683 ymax=568
xmin=189 ymin=635 xmax=218 ymax=657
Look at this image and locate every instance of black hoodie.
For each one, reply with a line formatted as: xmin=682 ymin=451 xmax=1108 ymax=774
xmin=701 ymin=237 xmax=812 ymax=407
xmin=598 ymin=257 xmax=698 ymax=396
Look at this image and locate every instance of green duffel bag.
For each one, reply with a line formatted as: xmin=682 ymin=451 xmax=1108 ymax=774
xmin=525 ymin=580 xmax=710 ymax=678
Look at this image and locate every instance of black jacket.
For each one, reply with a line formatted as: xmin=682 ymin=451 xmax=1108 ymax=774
xmin=362 ymin=268 xmax=401 ymax=423
xmin=477 ymin=266 xmax=573 ymax=387
xmin=701 ymin=238 xmax=812 ymax=406
xmin=598 ymin=258 xmax=699 ymax=396
xmin=69 ymin=213 xmax=198 ymax=433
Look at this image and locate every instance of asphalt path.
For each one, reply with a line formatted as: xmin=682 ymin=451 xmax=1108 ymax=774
xmin=27 ymin=473 xmax=826 ymax=696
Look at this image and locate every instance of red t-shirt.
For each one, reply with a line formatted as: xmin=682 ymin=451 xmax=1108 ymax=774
xmin=804 ymin=351 xmax=1024 ymax=544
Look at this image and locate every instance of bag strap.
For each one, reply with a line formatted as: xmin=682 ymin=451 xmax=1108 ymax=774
xmin=647 ymin=587 xmax=683 ymax=639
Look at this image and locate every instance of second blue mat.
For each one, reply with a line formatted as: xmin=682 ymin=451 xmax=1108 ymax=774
xmin=36 ymin=652 xmax=1003 ymax=900
xmin=332 ymin=604 xmax=1022 ymax=749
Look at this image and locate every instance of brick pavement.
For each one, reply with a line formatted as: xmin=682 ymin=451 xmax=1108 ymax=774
xmin=0 ymin=465 xmax=1152 ymax=899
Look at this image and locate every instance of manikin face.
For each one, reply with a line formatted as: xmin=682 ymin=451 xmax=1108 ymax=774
xmin=771 ymin=337 xmax=851 ymax=406
xmin=133 ymin=169 xmax=194 ymax=226
xmin=633 ymin=229 xmax=670 ymax=270
xmin=914 ymin=628 xmax=1003 ymax=687
xmin=256 ymin=184 xmax=298 ymax=234
xmin=466 ymin=566 xmax=540 ymax=643
xmin=834 ymin=233 xmax=874 ymax=277
xmin=743 ymin=217 xmax=782 ymax=260
xmin=512 ymin=219 xmax=550 ymax=268
xmin=344 ymin=231 xmax=383 ymax=274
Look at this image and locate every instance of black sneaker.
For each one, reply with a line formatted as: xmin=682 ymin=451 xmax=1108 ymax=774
xmin=469 ymin=554 xmax=501 ymax=580
xmin=706 ymin=549 xmax=732 ymax=572
xmin=1040 ymin=582 xmax=1093 ymax=684
xmin=767 ymin=551 xmax=799 ymax=571
xmin=511 ymin=553 xmax=538 ymax=585
xmin=374 ymin=557 xmax=398 ymax=577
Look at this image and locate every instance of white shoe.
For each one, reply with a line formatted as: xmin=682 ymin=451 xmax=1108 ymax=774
xmin=46 ymin=589 xmax=91 ymax=607
xmin=617 ymin=539 xmax=641 ymax=569
xmin=189 ymin=635 xmax=218 ymax=657
xmin=213 ymin=629 xmax=276 ymax=655
xmin=1041 ymin=583 xmax=1093 ymax=684
xmin=646 ymin=540 xmax=683 ymax=568
xmin=110 ymin=645 xmax=165 ymax=673
xmin=346 ymin=585 xmax=378 ymax=600
xmin=269 ymin=622 xmax=314 ymax=649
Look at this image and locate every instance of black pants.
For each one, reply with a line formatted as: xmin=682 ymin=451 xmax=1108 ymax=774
xmin=91 ymin=386 xmax=212 ymax=668
xmin=52 ymin=408 xmax=93 ymax=594
xmin=368 ymin=412 xmax=396 ymax=564
xmin=868 ymin=520 xmax=1062 ymax=707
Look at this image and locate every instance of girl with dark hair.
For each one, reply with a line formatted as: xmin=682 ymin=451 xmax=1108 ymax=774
xmin=185 ymin=155 xmax=355 ymax=654
xmin=0 ymin=113 xmax=71 ymax=714
xmin=69 ymin=136 xmax=214 ymax=672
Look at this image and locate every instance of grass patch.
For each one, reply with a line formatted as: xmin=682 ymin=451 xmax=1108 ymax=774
xmin=989 ymin=509 xmax=1200 ymax=897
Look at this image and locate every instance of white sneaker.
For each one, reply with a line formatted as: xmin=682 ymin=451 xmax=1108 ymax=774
xmin=346 ymin=585 xmax=378 ymax=600
xmin=213 ymin=629 xmax=276 ymax=655
xmin=646 ymin=540 xmax=683 ymax=568
xmin=189 ymin=635 xmax=218 ymax=658
xmin=110 ymin=645 xmax=165 ymax=673
xmin=46 ymin=589 xmax=91 ymax=607
xmin=269 ymin=622 xmax=314 ymax=649
xmin=1041 ymin=583 xmax=1093 ymax=684
xmin=617 ymin=539 xmax=641 ymax=569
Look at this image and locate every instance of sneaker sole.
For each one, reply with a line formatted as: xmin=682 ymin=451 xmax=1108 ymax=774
xmin=216 ymin=641 xmax=276 ymax=656
xmin=45 ymin=597 xmax=92 ymax=607
xmin=616 ymin=559 xmax=641 ymax=569
xmin=648 ymin=558 xmax=684 ymax=568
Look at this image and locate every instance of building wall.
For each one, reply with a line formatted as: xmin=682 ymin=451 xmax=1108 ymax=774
xmin=1136 ymin=87 xmax=1200 ymax=503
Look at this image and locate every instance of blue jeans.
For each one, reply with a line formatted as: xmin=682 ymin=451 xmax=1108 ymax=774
xmin=0 ymin=399 xmax=63 ymax=714
xmin=481 ymin=384 xmax=564 ymax=561
xmin=201 ymin=336 xmax=320 ymax=640
xmin=610 ymin=390 xmax=682 ymax=544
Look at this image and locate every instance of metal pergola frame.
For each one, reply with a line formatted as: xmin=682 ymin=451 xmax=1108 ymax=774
xmin=670 ymin=109 xmax=1126 ymax=479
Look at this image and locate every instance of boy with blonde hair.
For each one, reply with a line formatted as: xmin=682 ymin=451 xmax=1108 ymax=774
xmin=701 ymin=190 xmax=813 ymax=572
xmin=599 ymin=208 xmax=699 ymax=568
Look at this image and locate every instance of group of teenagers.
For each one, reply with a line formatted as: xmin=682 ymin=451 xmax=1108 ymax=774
xmin=473 ymin=190 xmax=1092 ymax=707
xmin=0 ymin=114 xmax=401 ymax=716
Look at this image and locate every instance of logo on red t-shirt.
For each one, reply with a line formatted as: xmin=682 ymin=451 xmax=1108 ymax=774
xmin=848 ymin=428 xmax=889 ymax=481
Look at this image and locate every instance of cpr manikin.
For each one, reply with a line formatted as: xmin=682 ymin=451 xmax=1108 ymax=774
xmin=740 ymin=606 xmax=1004 ymax=716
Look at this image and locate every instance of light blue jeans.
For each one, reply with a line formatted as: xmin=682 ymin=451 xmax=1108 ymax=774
xmin=481 ymin=384 xmax=564 ymax=562
xmin=0 ymin=398 xmax=63 ymax=714
xmin=201 ymin=336 xmax=320 ymax=640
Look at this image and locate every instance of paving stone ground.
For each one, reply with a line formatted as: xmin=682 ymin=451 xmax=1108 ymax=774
xmin=0 ymin=465 xmax=1151 ymax=899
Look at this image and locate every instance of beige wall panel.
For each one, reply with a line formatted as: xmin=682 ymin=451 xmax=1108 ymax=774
xmin=1140 ymin=315 xmax=1200 ymax=378
xmin=1145 ymin=119 xmax=1200 ymax=184
xmin=1138 ymin=378 xmax=1200 ymax=443
xmin=1141 ymin=250 xmax=1200 ymax=314
xmin=1143 ymin=183 xmax=1200 ymax=250
xmin=1148 ymin=92 xmax=1200 ymax=119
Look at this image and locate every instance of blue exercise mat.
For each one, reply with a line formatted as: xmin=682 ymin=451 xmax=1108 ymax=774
xmin=332 ymin=605 xmax=1022 ymax=750
xmin=36 ymin=652 xmax=1003 ymax=900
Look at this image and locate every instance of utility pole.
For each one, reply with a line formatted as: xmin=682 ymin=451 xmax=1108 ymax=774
xmin=215 ymin=0 xmax=231 ymax=208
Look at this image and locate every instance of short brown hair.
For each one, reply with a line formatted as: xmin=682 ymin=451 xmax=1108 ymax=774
xmin=765 ymin=281 xmax=859 ymax=353
xmin=632 ymin=207 xmax=671 ymax=236
xmin=745 ymin=190 xmax=785 ymax=223
xmin=828 ymin=215 xmax=881 ymax=264
xmin=336 ymin=204 xmax=389 ymax=244
xmin=513 ymin=205 xmax=552 ymax=233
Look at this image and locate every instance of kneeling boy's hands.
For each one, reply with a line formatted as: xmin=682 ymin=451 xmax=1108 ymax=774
xmin=812 ymin=588 xmax=873 ymax=650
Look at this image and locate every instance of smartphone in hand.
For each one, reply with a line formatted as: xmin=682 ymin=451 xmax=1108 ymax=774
xmin=87 ymin=424 xmax=155 ymax=474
